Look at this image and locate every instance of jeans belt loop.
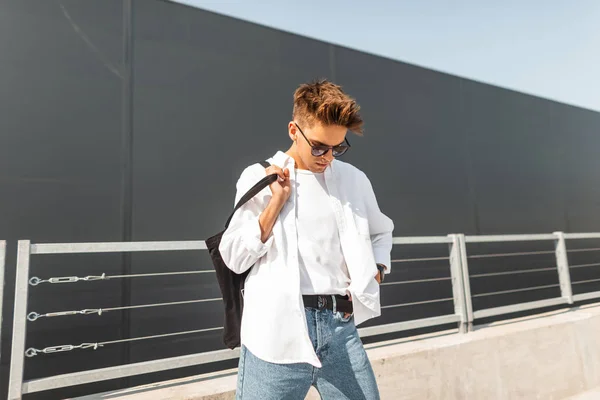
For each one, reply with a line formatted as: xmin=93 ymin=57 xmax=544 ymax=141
xmin=332 ymin=295 xmax=337 ymax=314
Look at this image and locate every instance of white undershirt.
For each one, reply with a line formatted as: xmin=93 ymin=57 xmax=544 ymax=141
xmin=294 ymin=168 xmax=350 ymax=295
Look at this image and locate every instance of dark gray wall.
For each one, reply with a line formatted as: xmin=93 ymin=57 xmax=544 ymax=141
xmin=1 ymin=0 xmax=600 ymax=398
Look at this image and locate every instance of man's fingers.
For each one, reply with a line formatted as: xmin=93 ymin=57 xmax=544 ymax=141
xmin=266 ymin=166 xmax=291 ymax=185
xmin=267 ymin=166 xmax=286 ymax=181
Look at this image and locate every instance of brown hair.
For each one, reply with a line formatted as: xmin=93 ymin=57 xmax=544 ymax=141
xmin=293 ymin=79 xmax=364 ymax=135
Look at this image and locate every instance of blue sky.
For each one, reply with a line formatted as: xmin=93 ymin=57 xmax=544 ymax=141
xmin=175 ymin=1 xmax=600 ymax=112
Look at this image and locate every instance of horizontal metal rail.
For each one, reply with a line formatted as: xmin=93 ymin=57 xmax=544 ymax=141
xmin=473 ymin=297 xmax=569 ymax=319
xmin=567 ymin=248 xmax=600 ymax=253
xmin=570 ymin=262 xmax=600 ymax=269
xmin=572 ymin=278 xmax=600 ymax=285
xmin=392 ymin=236 xmax=452 ymax=245
xmin=468 ymin=250 xmax=555 ymax=259
xmin=471 ymin=284 xmax=560 ymax=298
xmin=358 ymin=314 xmax=460 ymax=338
xmin=391 ymin=256 xmax=449 ymax=263
xmin=573 ymin=290 xmax=600 ymax=302
xmin=381 ymin=297 xmax=453 ymax=309
xmin=381 ymin=277 xmax=451 ymax=286
xmin=27 ymin=297 xmax=222 ymax=321
xmin=22 ymin=347 xmax=241 ymax=394
xmin=470 ymin=267 xmax=556 ymax=279
xmin=465 ymin=234 xmax=556 ymax=243
xmin=563 ymin=233 xmax=600 ymax=240
xmin=108 ymin=270 xmax=215 ymax=278
xmin=29 ymin=270 xmax=216 ymax=286
xmin=31 ymin=240 xmax=208 ymax=254
xmin=26 ymin=327 xmax=223 ymax=358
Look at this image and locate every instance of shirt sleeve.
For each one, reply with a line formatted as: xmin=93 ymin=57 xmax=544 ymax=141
xmin=362 ymin=173 xmax=394 ymax=274
xmin=218 ymin=165 xmax=274 ymax=274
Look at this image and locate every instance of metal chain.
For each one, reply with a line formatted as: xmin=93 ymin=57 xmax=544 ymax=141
xmin=28 ymin=270 xmax=214 ymax=286
xmin=27 ymin=298 xmax=221 ymax=322
xmin=29 ymin=273 xmax=106 ymax=286
xmin=24 ymin=327 xmax=222 ymax=357
xmin=28 ymin=309 xmax=103 ymax=321
xmin=25 ymin=343 xmax=103 ymax=357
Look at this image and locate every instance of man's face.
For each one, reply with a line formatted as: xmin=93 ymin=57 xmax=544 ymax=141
xmin=290 ymin=121 xmax=349 ymax=173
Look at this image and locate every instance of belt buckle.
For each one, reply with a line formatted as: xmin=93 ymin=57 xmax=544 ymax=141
xmin=317 ymin=295 xmax=328 ymax=310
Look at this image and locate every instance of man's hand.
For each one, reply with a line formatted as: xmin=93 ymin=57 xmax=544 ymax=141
xmin=342 ymin=266 xmax=387 ymax=319
xmin=375 ymin=270 xmax=382 ymax=284
xmin=258 ymin=165 xmax=291 ymax=243
xmin=375 ymin=264 xmax=387 ymax=284
xmin=266 ymin=165 xmax=291 ymax=204
xmin=344 ymin=294 xmax=353 ymax=319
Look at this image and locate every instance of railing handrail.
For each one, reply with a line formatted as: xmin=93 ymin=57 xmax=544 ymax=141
xmin=563 ymin=233 xmax=600 ymax=240
xmin=5 ymin=231 xmax=600 ymax=399
xmin=464 ymin=233 xmax=557 ymax=243
xmin=18 ymin=231 xmax=596 ymax=252
xmin=30 ymin=240 xmax=207 ymax=254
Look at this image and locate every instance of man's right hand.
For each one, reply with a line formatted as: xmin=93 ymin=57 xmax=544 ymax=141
xmin=258 ymin=165 xmax=291 ymax=243
xmin=266 ymin=165 xmax=291 ymax=205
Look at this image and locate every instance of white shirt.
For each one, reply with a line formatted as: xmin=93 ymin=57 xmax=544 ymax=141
xmin=219 ymin=151 xmax=394 ymax=367
xmin=294 ymin=168 xmax=350 ymax=295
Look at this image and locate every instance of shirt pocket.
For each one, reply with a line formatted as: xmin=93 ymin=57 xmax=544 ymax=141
xmin=354 ymin=216 xmax=371 ymax=237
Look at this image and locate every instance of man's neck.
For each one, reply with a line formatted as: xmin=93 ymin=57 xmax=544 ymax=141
xmin=285 ymin=145 xmax=307 ymax=170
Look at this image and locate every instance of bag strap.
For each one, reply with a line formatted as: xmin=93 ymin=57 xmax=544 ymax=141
xmin=224 ymin=161 xmax=275 ymax=228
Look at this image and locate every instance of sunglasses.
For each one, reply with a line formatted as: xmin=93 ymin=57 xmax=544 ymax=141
xmin=294 ymin=123 xmax=351 ymax=157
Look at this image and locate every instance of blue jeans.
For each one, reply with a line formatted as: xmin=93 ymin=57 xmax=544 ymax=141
xmin=236 ymin=307 xmax=380 ymax=400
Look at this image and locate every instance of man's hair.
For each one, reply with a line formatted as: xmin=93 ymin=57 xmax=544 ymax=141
xmin=293 ymin=79 xmax=364 ymax=135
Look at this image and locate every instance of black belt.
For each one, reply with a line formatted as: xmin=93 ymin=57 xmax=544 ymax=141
xmin=302 ymin=294 xmax=353 ymax=315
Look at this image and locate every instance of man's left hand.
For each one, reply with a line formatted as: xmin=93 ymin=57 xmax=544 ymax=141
xmin=375 ymin=270 xmax=382 ymax=284
xmin=375 ymin=264 xmax=387 ymax=284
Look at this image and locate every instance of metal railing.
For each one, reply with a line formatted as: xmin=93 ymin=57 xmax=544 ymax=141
xmin=565 ymin=233 xmax=600 ymax=302
xmin=357 ymin=235 xmax=468 ymax=338
xmin=460 ymin=233 xmax=569 ymax=329
xmin=4 ymin=232 xmax=600 ymax=399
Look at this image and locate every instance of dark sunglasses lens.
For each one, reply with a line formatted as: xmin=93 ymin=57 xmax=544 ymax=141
xmin=312 ymin=147 xmax=329 ymax=157
xmin=332 ymin=146 xmax=349 ymax=157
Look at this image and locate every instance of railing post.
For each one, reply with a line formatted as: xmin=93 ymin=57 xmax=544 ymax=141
xmin=448 ymin=234 xmax=472 ymax=333
xmin=457 ymin=234 xmax=474 ymax=332
xmin=0 ymin=240 xmax=6 ymax=366
xmin=553 ymin=231 xmax=573 ymax=304
xmin=8 ymin=240 xmax=31 ymax=400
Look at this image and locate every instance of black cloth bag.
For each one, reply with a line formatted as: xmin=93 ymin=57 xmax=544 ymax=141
xmin=206 ymin=161 xmax=275 ymax=349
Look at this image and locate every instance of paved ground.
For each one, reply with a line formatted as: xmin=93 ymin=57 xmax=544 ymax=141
xmin=565 ymin=387 xmax=600 ymax=399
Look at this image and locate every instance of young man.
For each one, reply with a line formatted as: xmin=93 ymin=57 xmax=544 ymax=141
xmin=219 ymin=80 xmax=394 ymax=399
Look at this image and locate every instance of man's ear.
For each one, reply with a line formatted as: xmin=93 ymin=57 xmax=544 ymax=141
xmin=288 ymin=121 xmax=297 ymax=141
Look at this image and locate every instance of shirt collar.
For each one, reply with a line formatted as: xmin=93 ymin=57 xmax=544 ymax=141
xmin=270 ymin=151 xmax=338 ymax=181
xmin=271 ymin=151 xmax=295 ymax=168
